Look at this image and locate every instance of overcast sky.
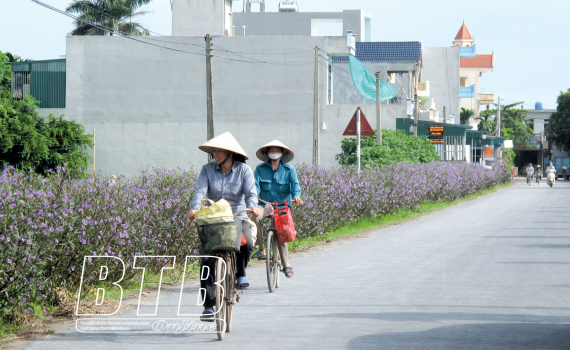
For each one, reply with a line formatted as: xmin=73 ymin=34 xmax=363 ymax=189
xmin=2 ymin=0 xmax=568 ymax=109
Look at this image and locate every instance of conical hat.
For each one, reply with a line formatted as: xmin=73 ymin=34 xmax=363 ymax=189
xmin=256 ymin=140 xmax=295 ymax=163
xmin=199 ymin=132 xmax=249 ymax=160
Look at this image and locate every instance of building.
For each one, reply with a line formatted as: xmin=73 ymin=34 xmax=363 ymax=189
xmin=8 ymin=1 xmax=463 ymax=175
xmin=454 ymin=22 xmax=494 ymax=126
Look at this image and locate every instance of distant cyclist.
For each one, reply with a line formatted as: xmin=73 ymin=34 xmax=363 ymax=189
xmin=525 ymin=163 xmax=534 ymax=186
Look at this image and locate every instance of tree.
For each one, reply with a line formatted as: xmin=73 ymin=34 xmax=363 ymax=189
xmin=546 ymin=88 xmax=570 ymax=153
xmin=0 ymin=51 xmax=93 ymax=177
xmin=66 ymin=0 xmax=152 ymax=36
xmin=4 ymin=52 xmax=32 ymax=63
xmin=476 ymin=105 xmax=496 ymax=134
xmin=460 ymin=107 xmax=475 ymax=125
xmin=336 ymin=129 xmax=440 ymax=167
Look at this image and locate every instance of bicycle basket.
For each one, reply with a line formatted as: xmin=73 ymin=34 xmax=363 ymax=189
xmin=274 ymin=200 xmax=296 ymax=244
xmin=197 ymin=219 xmax=242 ymax=254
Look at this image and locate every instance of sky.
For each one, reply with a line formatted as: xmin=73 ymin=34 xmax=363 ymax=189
xmin=2 ymin=0 xmax=569 ymax=109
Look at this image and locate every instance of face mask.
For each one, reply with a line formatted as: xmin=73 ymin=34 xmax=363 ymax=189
xmin=268 ymin=153 xmax=282 ymax=161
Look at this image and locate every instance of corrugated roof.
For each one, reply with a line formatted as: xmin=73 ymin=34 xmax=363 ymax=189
xmin=460 ymin=54 xmax=494 ymax=68
xmin=455 ymin=22 xmax=473 ymax=40
xmin=333 ymin=42 xmax=422 ymax=63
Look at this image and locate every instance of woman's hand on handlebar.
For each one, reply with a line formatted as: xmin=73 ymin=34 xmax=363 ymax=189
xmin=292 ymin=197 xmax=303 ymax=206
xmin=187 ymin=209 xmax=198 ymax=222
xmin=249 ymin=207 xmax=261 ymax=218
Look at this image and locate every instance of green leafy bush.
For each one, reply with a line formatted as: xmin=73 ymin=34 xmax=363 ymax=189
xmin=336 ymin=129 xmax=440 ymax=167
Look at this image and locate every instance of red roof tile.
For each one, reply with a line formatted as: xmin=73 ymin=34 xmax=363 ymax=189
xmin=455 ymin=22 xmax=473 ymax=40
xmin=461 ymin=54 xmax=494 ymax=68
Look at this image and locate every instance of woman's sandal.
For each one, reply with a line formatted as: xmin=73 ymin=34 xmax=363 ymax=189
xmin=283 ymin=266 xmax=294 ymax=278
xmin=252 ymin=251 xmax=267 ymax=260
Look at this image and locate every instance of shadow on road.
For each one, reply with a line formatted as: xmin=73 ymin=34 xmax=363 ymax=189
xmin=518 ymin=244 xmax=570 ymax=249
xmin=484 ymin=236 xmax=570 ymax=239
xmin=306 ymin=311 xmax=570 ymax=323
xmin=347 ymin=323 xmax=570 ymax=350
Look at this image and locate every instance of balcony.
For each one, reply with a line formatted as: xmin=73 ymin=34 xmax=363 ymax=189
xmin=478 ymin=94 xmax=494 ymax=105
xmin=460 ymin=84 xmax=475 ymax=98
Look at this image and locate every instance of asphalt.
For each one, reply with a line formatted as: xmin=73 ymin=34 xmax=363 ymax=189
xmin=13 ymin=177 xmax=570 ymax=350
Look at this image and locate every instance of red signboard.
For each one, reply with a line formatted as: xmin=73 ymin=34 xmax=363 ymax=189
xmin=343 ymin=107 xmax=375 ymax=136
xmin=484 ymin=145 xmax=494 ymax=159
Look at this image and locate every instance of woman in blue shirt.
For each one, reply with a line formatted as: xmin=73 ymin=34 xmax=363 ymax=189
xmin=251 ymin=140 xmax=302 ymax=278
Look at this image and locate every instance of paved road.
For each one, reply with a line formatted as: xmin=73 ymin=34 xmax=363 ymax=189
xmin=16 ymin=178 xmax=570 ymax=349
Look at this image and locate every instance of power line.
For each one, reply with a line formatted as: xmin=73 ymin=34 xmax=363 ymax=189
xmin=38 ymin=0 xmax=317 ymax=66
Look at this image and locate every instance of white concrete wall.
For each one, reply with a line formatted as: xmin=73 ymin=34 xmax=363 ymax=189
xmin=61 ymin=35 xmax=398 ymax=176
xmin=232 ymin=10 xmax=367 ymax=41
xmin=172 ymin=0 xmax=232 ymax=36
xmin=422 ymin=47 xmax=460 ymax=124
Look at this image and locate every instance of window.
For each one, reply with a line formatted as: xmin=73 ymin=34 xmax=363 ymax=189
xmin=460 ymin=78 xmax=467 ymax=87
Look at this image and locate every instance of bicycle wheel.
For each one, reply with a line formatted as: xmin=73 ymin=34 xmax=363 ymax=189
xmin=225 ymin=255 xmax=235 ymax=333
xmin=275 ymin=245 xmax=281 ymax=288
xmin=266 ymin=230 xmax=278 ymax=292
xmin=215 ymin=258 xmax=226 ymax=341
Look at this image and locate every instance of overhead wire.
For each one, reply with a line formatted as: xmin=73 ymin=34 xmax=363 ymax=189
xmin=37 ymin=0 xmax=318 ymax=66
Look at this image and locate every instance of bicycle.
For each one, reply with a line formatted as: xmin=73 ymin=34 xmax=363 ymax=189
xmin=527 ymin=172 xmax=533 ymax=186
xmin=194 ymin=208 xmax=251 ymax=340
xmin=536 ymin=172 xmax=542 ymax=185
xmin=258 ymin=199 xmax=284 ymax=293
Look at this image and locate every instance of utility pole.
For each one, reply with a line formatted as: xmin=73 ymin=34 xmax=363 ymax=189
xmin=376 ymin=71 xmax=382 ymax=144
xmin=206 ymin=33 xmax=214 ymax=163
xmin=495 ymin=96 xmax=501 ymax=137
xmin=313 ymin=46 xmax=320 ymax=166
xmin=413 ymin=67 xmax=419 ymax=137
xmin=92 ymin=127 xmax=96 ymax=177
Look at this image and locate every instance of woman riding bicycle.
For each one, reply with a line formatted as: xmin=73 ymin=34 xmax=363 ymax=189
xmin=251 ymin=140 xmax=302 ymax=278
xmin=187 ymin=132 xmax=260 ymax=320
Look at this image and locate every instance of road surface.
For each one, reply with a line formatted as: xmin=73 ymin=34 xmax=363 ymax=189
xmin=15 ymin=178 xmax=570 ymax=349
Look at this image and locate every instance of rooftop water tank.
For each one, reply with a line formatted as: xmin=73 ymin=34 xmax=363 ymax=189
xmin=535 ymin=102 xmax=543 ymax=110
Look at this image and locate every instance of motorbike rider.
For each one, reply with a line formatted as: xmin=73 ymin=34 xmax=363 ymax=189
xmin=536 ymin=165 xmax=542 ymax=184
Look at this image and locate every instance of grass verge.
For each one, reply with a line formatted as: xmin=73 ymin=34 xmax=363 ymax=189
xmin=290 ymin=182 xmax=512 ymax=252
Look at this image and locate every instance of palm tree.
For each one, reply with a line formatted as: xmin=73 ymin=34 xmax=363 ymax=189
xmin=460 ymin=107 xmax=475 ymax=125
xmin=476 ymin=105 xmax=496 ymax=134
xmin=66 ymin=0 xmax=152 ymax=36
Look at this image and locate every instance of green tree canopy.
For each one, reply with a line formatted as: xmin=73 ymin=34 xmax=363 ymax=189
xmin=477 ymin=102 xmax=534 ymax=144
xmin=546 ymin=88 xmax=570 ymax=153
xmin=476 ymin=105 xmax=496 ymax=134
xmin=336 ymin=129 xmax=440 ymax=168
xmin=0 ymin=51 xmax=93 ymax=177
xmin=460 ymin=107 xmax=475 ymax=125
xmin=66 ymin=0 xmax=152 ymax=36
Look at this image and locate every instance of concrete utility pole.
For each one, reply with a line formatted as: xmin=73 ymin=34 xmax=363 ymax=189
xmin=92 ymin=126 xmax=96 ymax=177
xmin=495 ymin=96 xmax=501 ymax=137
xmin=313 ymin=46 xmax=320 ymax=166
xmin=205 ymin=33 xmax=214 ymax=163
xmin=413 ymin=67 xmax=419 ymax=136
xmin=357 ymin=108 xmax=361 ymax=172
xmin=376 ymin=71 xmax=382 ymax=144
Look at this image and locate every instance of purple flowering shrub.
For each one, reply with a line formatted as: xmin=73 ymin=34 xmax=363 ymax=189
xmin=0 ymin=161 xmax=508 ymax=321
xmin=0 ymin=165 xmax=199 ymax=321
xmin=292 ymin=161 xmax=510 ymax=237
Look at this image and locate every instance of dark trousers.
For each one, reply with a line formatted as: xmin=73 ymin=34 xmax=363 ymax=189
xmin=200 ymin=220 xmax=253 ymax=308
